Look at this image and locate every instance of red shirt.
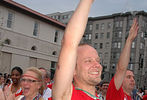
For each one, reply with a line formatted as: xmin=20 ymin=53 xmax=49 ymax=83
xmin=143 ymin=95 xmax=147 ymax=100
xmin=47 ymin=83 xmax=53 ymax=89
xmin=8 ymin=83 xmax=23 ymax=97
xmin=71 ymin=85 xmax=101 ymax=100
xmin=106 ymin=77 xmax=132 ymax=100
xmin=49 ymin=84 xmax=101 ymax=100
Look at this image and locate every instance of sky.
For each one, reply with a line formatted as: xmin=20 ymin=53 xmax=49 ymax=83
xmin=13 ymin=0 xmax=147 ymax=17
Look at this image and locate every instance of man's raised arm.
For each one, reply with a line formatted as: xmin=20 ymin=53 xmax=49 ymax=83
xmin=52 ymin=0 xmax=94 ymax=99
xmin=114 ymin=18 xmax=139 ymax=90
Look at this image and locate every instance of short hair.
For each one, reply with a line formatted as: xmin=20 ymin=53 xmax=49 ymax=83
xmin=78 ymin=43 xmax=92 ymax=47
xmin=126 ymin=69 xmax=134 ymax=73
xmin=39 ymin=67 xmax=51 ymax=78
xmin=11 ymin=66 xmax=23 ymax=75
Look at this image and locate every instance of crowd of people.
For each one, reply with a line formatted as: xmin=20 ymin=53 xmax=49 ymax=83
xmin=0 ymin=0 xmax=147 ymax=100
xmin=0 ymin=67 xmax=52 ymax=100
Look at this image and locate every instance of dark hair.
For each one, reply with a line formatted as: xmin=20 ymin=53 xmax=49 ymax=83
xmin=11 ymin=66 xmax=23 ymax=75
xmin=0 ymin=73 xmax=2 ymax=76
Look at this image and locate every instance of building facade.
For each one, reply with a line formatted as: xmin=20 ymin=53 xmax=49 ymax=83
xmin=0 ymin=0 xmax=65 ymax=79
xmin=47 ymin=11 xmax=74 ymax=25
xmin=83 ymin=11 xmax=147 ymax=88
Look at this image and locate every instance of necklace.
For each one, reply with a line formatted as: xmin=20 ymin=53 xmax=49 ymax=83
xmin=75 ymin=88 xmax=101 ymax=100
xmin=21 ymin=93 xmax=41 ymax=100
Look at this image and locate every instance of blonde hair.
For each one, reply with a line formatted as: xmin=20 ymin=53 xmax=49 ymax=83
xmin=25 ymin=67 xmax=44 ymax=95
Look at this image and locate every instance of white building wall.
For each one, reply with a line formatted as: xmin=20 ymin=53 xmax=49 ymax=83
xmin=0 ymin=3 xmax=64 ymax=73
xmin=11 ymin=54 xmax=30 ymax=71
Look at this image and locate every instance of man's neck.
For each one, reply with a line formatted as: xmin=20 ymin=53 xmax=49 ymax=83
xmin=74 ymin=82 xmax=96 ymax=96
xmin=123 ymin=87 xmax=132 ymax=96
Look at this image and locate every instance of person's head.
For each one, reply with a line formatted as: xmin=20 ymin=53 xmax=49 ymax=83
xmin=74 ymin=44 xmax=102 ymax=87
xmin=138 ymin=88 xmax=144 ymax=93
xmin=145 ymin=90 xmax=147 ymax=95
xmin=122 ymin=70 xmax=135 ymax=94
xmin=4 ymin=73 xmax=8 ymax=79
xmin=21 ymin=67 xmax=44 ymax=98
xmin=0 ymin=73 xmax=2 ymax=76
xmin=0 ymin=75 xmax=4 ymax=84
xmin=101 ymin=81 xmax=109 ymax=95
xmin=39 ymin=67 xmax=51 ymax=85
xmin=11 ymin=66 xmax=23 ymax=85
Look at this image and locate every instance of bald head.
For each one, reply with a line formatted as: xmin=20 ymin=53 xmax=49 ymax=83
xmin=77 ymin=44 xmax=99 ymax=61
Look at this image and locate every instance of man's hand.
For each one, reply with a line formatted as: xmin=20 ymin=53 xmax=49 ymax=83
xmin=128 ymin=18 xmax=139 ymax=42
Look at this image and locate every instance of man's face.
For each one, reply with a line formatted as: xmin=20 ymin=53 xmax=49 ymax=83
xmin=74 ymin=45 xmax=102 ymax=86
xmin=123 ymin=70 xmax=135 ymax=91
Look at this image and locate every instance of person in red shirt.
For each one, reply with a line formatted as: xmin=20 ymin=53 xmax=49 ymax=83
xmin=106 ymin=18 xmax=139 ymax=100
xmin=143 ymin=90 xmax=147 ymax=100
xmin=52 ymin=0 xmax=102 ymax=100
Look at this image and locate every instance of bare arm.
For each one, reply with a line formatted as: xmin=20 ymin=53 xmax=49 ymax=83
xmin=114 ymin=18 xmax=139 ymax=90
xmin=52 ymin=0 xmax=94 ymax=99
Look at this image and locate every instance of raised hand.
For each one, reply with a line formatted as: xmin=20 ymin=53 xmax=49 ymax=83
xmin=3 ymin=85 xmax=15 ymax=100
xmin=128 ymin=18 xmax=139 ymax=42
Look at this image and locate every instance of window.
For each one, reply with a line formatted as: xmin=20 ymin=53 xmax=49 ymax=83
xmin=95 ymin=33 xmax=98 ymax=39
xmin=94 ymin=43 xmax=98 ymax=49
xmin=51 ymin=61 xmax=57 ymax=79
xmin=140 ymin=43 xmax=144 ymax=49
xmin=130 ymin=53 xmax=134 ymax=61
xmin=107 ymin=22 xmax=111 ymax=29
xmin=132 ymin=42 xmax=135 ymax=48
xmin=89 ymin=24 xmax=93 ymax=30
xmin=89 ymin=34 xmax=92 ymax=40
xmin=96 ymin=24 xmax=99 ymax=30
xmin=100 ymin=33 xmax=104 ymax=38
xmin=99 ymin=53 xmax=102 ymax=59
xmin=105 ymin=42 xmax=109 ymax=49
xmin=112 ymin=53 xmax=116 ymax=59
xmin=99 ymin=43 xmax=103 ymax=49
xmin=104 ymin=52 xmax=108 ymax=59
xmin=112 ymin=64 xmax=116 ymax=69
xmin=145 ymin=32 xmax=147 ymax=38
xmin=115 ymin=21 xmax=119 ymax=27
xmin=114 ymin=32 xmax=118 ymax=37
xmin=129 ymin=20 xmax=133 ymax=27
xmin=120 ymin=21 xmax=123 ymax=27
xmin=129 ymin=64 xmax=133 ymax=70
xmin=54 ymin=30 xmax=58 ymax=42
xmin=52 ymin=51 xmax=57 ymax=55
xmin=4 ymin=39 xmax=11 ymax=45
xmin=107 ymin=32 xmax=110 ymax=39
xmin=118 ymin=42 xmax=121 ymax=48
xmin=7 ymin=12 xmax=14 ymax=28
xmin=118 ymin=31 xmax=122 ymax=38
xmin=85 ymin=34 xmax=88 ymax=40
xmin=112 ymin=42 xmax=117 ymax=48
xmin=100 ymin=23 xmax=104 ymax=30
xmin=116 ymin=53 xmax=120 ymax=59
xmin=33 ymin=21 xmax=39 ymax=36
xmin=31 ymin=46 xmax=37 ymax=51
xmin=141 ymin=32 xmax=144 ymax=38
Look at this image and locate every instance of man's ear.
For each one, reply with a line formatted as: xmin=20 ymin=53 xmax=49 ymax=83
xmin=74 ymin=63 xmax=78 ymax=76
